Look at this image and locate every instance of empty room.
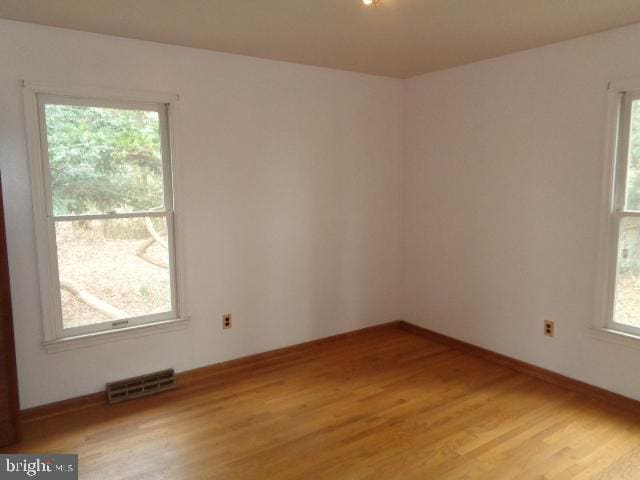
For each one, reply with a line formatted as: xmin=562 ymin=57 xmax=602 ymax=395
xmin=1 ymin=1 xmax=640 ymax=478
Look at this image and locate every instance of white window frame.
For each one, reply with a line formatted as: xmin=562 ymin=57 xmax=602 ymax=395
xmin=22 ymin=82 xmax=189 ymax=352
xmin=594 ymin=79 xmax=640 ymax=346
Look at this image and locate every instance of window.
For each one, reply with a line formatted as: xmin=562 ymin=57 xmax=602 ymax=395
xmin=23 ymin=85 xmax=185 ymax=345
xmin=604 ymin=85 xmax=640 ymax=337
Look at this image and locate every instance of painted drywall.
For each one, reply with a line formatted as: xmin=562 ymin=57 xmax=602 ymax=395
xmin=6 ymin=16 xmax=640 ymax=409
xmin=0 ymin=19 xmax=404 ymax=408
xmin=403 ymin=23 xmax=640 ymax=400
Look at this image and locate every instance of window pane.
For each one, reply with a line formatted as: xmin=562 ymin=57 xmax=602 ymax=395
xmin=625 ymin=100 xmax=640 ymax=210
xmin=44 ymin=104 xmax=165 ymax=216
xmin=56 ymin=217 xmax=172 ymax=329
xmin=614 ymin=216 xmax=640 ymax=328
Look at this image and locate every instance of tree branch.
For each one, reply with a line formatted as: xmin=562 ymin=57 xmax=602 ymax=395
xmin=136 ymin=237 xmax=168 ymax=268
xmin=60 ymin=277 xmax=129 ymax=320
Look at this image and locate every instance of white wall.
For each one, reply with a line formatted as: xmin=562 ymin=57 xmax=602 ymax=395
xmin=0 ymin=19 xmax=404 ymax=408
xmin=404 ymin=23 xmax=640 ymax=401
xmin=6 ymin=16 xmax=640 ymax=409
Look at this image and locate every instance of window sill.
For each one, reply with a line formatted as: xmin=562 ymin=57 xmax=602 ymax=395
xmin=42 ymin=317 xmax=190 ymax=353
xmin=588 ymin=326 xmax=640 ymax=350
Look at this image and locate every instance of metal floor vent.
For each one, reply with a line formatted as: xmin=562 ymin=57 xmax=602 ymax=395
xmin=107 ymin=369 xmax=176 ymax=404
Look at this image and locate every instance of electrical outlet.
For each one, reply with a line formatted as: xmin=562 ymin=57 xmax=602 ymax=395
xmin=544 ymin=320 xmax=554 ymax=337
xmin=222 ymin=314 xmax=232 ymax=330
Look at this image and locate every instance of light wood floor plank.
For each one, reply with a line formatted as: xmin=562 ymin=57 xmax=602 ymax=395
xmin=3 ymin=325 xmax=640 ymax=479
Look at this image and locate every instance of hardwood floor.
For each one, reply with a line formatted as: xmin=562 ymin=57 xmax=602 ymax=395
xmin=4 ymin=324 xmax=640 ymax=479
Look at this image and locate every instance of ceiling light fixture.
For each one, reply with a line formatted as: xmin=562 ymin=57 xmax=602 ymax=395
xmin=362 ymin=0 xmax=382 ymax=6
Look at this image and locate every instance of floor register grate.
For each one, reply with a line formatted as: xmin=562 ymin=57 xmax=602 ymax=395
xmin=106 ymin=369 xmax=176 ymax=404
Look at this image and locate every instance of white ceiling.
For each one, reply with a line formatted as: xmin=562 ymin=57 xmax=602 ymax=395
xmin=2 ymin=0 xmax=640 ymax=78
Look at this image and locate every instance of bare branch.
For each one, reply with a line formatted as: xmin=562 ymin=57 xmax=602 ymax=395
xmin=60 ymin=277 xmax=129 ymax=320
